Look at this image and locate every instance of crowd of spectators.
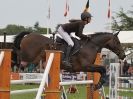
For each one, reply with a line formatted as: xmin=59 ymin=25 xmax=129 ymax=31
xmin=11 ymin=63 xmax=41 ymax=73
xmin=123 ymin=60 xmax=133 ymax=76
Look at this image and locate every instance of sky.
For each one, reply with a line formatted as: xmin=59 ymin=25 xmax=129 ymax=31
xmin=0 ymin=0 xmax=133 ymax=33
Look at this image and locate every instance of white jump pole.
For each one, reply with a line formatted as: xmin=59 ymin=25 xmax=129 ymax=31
xmin=0 ymin=51 xmax=4 ymax=66
xmin=117 ymin=77 xmax=133 ymax=80
xmin=11 ymin=88 xmax=39 ymax=95
xmin=36 ymin=53 xmax=54 ymax=99
xmin=11 ymin=79 xmax=42 ymax=84
xmin=11 ymin=79 xmax=93 ymax=85
xmin=60 ymin=80 xmax=93 ymax=86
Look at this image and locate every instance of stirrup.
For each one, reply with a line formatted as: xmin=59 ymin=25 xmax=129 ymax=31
xmin=63 ymin=61 xmax=72 ymax=68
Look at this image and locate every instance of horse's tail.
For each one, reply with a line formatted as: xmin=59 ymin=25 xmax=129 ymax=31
xmin=12 ymin=31 xmax=31 ymax=68
xmin=13 ymin=31 xmax=31 ymax=50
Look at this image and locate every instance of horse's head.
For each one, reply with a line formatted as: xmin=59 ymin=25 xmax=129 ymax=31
xmin=105 ymin=32 xmax=126 ymax=60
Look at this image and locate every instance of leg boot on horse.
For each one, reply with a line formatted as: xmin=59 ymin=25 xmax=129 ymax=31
xmin=63 ymin=45 xmax=72 ymax=68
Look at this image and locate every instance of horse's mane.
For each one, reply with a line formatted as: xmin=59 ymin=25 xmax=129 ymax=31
xmin=13 ymin=31 xmax=30 ymax=49
xmin=91 ymin=32 xmax=112 ymax=38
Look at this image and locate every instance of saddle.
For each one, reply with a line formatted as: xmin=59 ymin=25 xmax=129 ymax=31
xmin=55 ymin=36 xmax=80 ymax=58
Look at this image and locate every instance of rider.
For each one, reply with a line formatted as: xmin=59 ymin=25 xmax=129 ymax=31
xmin=57 ymin=11 xmax=92 ymax=68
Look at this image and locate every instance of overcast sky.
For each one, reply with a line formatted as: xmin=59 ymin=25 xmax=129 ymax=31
xmin=0 ymin=0 xmax=132 ymax=33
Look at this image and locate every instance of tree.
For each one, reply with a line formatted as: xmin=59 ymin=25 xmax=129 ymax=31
xmin=33 ymin=22 xmax=51 ymax=34
xmin=111 ymin=7 xmax=133 ymax=31
xmin=34 ymin=21 xmax=39 ymax=30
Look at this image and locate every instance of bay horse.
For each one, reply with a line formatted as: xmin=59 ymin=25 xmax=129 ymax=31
xmin=13 ymin=31 xmax=125 ymax=90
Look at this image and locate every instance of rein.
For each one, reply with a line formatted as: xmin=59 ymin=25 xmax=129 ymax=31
xmin=51 ymin=31 xmax=57 ymax=50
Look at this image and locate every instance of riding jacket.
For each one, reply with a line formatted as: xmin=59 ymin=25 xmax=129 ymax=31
xmin=61 ymin=20 xmax=87 ymax=39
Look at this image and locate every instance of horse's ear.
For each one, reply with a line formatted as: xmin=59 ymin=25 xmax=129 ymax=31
xmin=113 ymin=28 xmax=122 ymax=36
xmin=113 ymin=31 xmax=120 ymax=36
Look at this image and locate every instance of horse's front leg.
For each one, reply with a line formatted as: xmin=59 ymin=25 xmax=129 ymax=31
xmin=83 ymin=65 xmax=106 ymax=90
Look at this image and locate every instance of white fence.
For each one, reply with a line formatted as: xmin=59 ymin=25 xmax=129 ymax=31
xmin=109 ymin=63 xmax=133 ymax=99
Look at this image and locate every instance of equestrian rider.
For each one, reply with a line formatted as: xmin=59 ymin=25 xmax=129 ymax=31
xmin=57 ymin=11 xmax=92 ymax=68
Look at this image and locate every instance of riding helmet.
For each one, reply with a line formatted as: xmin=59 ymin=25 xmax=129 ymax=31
xmin=81 ymin=12 xmax=92 ymax=21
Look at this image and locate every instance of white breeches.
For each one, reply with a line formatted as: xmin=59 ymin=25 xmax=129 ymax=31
xmin=57 ymin=26 xmax=74 ymax=47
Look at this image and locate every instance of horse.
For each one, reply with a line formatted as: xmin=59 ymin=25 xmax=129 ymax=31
xmin=13 ymin=31 xmax=125 ymax=90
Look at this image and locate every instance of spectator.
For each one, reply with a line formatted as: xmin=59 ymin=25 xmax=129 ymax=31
xmin=123 ymin=60 xmax=130 ymax=75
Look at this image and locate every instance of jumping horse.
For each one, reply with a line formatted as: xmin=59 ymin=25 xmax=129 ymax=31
xmin=13 ymin=31 xmax=125 ymax=90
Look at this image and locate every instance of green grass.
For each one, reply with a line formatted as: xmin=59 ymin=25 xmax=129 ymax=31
xmin=11 ymin=84 xmax=133 ymax=99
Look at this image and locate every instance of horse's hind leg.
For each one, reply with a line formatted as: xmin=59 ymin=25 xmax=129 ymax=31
xmin=83 ymin=65 xmax=106 ymax=90
xmin=32 ymin=50 xmax=46 ymax=65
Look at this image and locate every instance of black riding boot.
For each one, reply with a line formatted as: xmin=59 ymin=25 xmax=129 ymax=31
xmin=63 ymin=45 xmax=72 ymax=68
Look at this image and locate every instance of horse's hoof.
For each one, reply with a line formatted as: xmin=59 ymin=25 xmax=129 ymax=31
xmin=94 ymin=84 xmax=102 ymax=91
xmin=101 ymin=77 xmax=106 ymax=84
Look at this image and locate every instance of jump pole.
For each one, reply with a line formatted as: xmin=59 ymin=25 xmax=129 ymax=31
xmin=44 ymin=50 xmax=61 ymax=99
xmin=87 ymin=53 xmax=101 ymax=99
xmin=0 ymin=49 xmax=12 ymax=99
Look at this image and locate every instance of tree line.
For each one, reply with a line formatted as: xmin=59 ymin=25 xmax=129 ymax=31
xmin=0 ymin=22 xmax=51 ymax=35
